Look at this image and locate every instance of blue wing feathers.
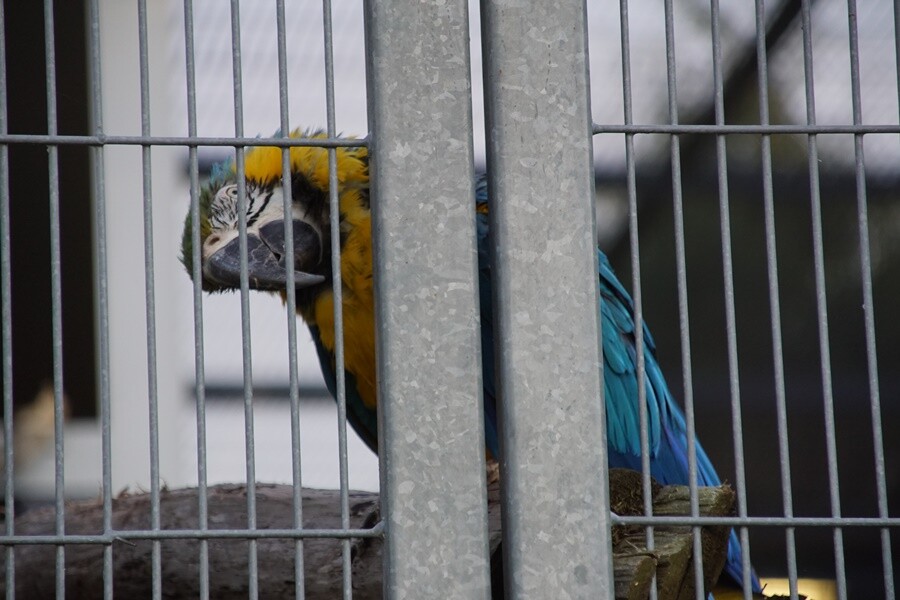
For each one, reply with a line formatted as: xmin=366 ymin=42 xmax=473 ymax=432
xmin=597 ymin=249 xmax=760 ymax=591
xmin=473 ymin=174 xmax=759 ymax=592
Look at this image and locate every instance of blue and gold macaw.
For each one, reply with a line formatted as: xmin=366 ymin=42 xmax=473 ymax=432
xmin=181 ymin=129 xmax=761 ymax=594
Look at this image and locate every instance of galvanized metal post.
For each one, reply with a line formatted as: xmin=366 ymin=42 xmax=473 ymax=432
xmin=364 ymin=1 xmax=491 ymax=598
xmin=481 ymin=1 xmax=614 ymax=598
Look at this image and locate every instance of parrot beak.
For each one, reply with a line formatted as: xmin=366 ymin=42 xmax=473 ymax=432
xmin=202 ymin=218 xmax=326 ymax=291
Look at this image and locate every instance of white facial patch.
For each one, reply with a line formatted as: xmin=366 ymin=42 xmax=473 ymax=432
xmin=202 ymin=183 xmax=319 ymax=262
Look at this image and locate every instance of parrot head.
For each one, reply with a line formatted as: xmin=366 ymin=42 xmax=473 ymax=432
xmin=181 ymin=128 xmax=380 ymax=433
xmin=180 ymin=129 xmax=372 ymax=316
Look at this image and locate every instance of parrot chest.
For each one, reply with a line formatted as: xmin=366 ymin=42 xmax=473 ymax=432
xmin=310 ymin=288 xmax=378 ymax=411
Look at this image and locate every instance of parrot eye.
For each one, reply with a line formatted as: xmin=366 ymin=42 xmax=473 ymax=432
xmin=216 ymin=184 xmax=238 ymax=202
xmin=208 ymin=184 xmax=241 ymax=231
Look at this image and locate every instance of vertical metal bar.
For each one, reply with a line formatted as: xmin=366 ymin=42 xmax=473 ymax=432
xmin=364 ymin=0 xmax=491 ymax=597
xmin=135 ymin=0 xmax=162 ymax=597
xmin=182 ymin=0 xmax=210 ymax=596
xmin=896 ymin=0 xmax=900 ymax=132
xmin=616 ymin=3 xmax=656 ymax=599
xmin=662 ymin=0 xmax=705 ymax=597
xmin=41 ymin=1 xmax=67 ymax=596
xmin=700 ymin=0 xmax=743 ymax=600
xmin=86 ymin=0 xmax=114 ymax=596
xmin=321 ymin=1 xmax=352 ymax=598
xmin=0 ymin=1 xmax=14 ymax=596
xmin=754 ymin=2 xmax=799 ymax=599
xmin=845 ymin=2 xmax=894 ymax=598
xmin=228 ymin=1 xmax=258 ymax=598
xmin=798 ymin=2 xmax=847 ymax=598
xmin=887 ymin=5 xmax=900 ymax=598
xmin=273 ymin=1 xmax=304 ymax=598
xmin=710 ymin=0 xmax=751 ymax=596
xmin=481 ymin=1 xmax=613 ymax=597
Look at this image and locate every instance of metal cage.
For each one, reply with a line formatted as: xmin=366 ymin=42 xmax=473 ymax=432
xmin=0 ymin=0 xmax=897 ymax=598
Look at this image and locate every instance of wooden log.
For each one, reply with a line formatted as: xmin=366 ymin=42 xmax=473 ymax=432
xmin=2 ymin=469 xmax=739 ymax=599
xmin=653 ymin=482 xmax=735 ymax=598
xmin=613 ymin=552 xmax=657 ymax=600
xmin=1 ymin=484 xmax=383 ymax=599
xmin=606 ymin=468 xmax=737 ymax=600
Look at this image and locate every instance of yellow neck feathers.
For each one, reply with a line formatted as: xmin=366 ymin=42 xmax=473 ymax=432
xmin=247 ymin=131 xmax=377 ymax=410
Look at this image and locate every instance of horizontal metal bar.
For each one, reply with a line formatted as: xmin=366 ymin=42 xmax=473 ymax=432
xmin=0 ymin=133 xmax=367 ymax=148
xmin=5 ymin=513 xmax=897 ymax=547
xmin=593 ymin=123 xmax=900 ymax=135
xmin=613 ymin=515 xmax=900 ymax=528
xmin=2 ymin=127 xmax=898 ymax=148
xmin=0 ymin=522 xmax=384 ymax=546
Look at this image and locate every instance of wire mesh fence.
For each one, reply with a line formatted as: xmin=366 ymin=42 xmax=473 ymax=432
xmin=0 ymin=0 xmax=897 ymax=598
